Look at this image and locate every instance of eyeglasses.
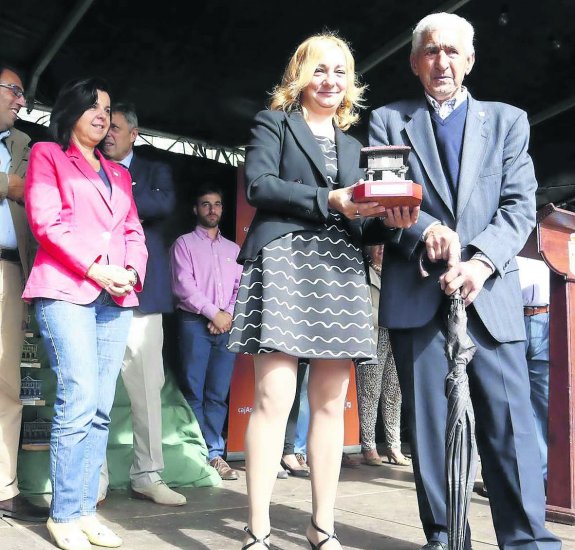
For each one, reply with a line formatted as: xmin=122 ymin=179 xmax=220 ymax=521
xmin=0 ymin=83 xmax=25 ymax=99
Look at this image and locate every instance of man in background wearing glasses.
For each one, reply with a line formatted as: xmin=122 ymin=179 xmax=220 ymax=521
xmin=0 ymin=62 xmax=49 ymax=522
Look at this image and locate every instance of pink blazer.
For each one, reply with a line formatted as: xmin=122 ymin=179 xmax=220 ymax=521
xmin=23 ymin=141 xmax=148 ymax=307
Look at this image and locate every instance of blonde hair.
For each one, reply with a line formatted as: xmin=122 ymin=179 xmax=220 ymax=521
xmin=269 ymin=32 xmax=366 ymax=130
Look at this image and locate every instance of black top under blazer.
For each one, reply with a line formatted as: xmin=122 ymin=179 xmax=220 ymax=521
xmin=238 ymin=109 xmax=365 ymax=264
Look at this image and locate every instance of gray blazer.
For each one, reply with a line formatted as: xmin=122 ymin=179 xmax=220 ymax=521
xmin=366 ymin=95 xmax=537 ymax=343
xmin=238 ymin=109 xmax=364 ymax=263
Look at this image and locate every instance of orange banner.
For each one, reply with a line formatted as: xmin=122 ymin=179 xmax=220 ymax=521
xmin=227 ymin=354 xmax=255 ymax=454
xmin=344 ymin=366 xmax=360 ymax=447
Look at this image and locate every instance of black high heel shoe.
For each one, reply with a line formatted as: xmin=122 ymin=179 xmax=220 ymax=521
xmin=306 ymin=517 xmax=339 ymax=549
xmin=241 ymin=526 xmax=270 ymax=549
xmin=280 ymin=457 xmax=310 ymax=478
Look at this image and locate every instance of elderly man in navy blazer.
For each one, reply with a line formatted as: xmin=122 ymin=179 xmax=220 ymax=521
xmin=100 ymin=103 xmax=186 ymax=506
xmin=366 ymin=12 xmax=561 ymax=550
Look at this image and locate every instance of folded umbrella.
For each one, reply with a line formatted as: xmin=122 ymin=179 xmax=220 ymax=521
xmin=444 ymin=289 xmax=478 ymax=550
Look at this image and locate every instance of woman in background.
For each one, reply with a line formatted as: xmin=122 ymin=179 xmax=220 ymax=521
xmin=23 ymin=77 xmax=147 ymax=550
xmin=356 ymin=244 xmax=410 ymax=467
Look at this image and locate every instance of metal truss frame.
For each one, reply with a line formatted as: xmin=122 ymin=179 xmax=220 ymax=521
xmin=18 ymin=105 xmax=245 ymax=167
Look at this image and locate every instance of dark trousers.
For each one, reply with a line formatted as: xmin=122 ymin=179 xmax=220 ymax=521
xmin=390 ymin=308 xmax=560 ymax=549
xmin=177 ymin=311 xmax=236 ymax=461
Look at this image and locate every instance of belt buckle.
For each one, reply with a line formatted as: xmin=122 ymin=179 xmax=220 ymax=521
xmin=524 ymin=305 xmax=547 ymax=316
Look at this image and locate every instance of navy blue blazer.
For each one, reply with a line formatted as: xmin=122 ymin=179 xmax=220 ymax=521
xmin=129 ymin=152 xmax=176 ymax=314
xmin=366 ymin=95 xmax=537 ymax=343
xmin=239 ymin=109 xmax=365 ymax=263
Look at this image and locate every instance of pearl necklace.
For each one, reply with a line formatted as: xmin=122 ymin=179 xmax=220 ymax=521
xmin=369 ymin=261 xmax=382 ymax=275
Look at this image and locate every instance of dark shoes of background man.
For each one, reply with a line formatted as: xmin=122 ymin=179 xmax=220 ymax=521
xmin=0 ymin=494 xmax=49 ymax=522
xmin=209 ymin=457 xmax=239 ymax=480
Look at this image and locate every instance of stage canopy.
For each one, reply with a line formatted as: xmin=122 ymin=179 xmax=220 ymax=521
xmin=1 ymin=0 xmax=574 ymax=207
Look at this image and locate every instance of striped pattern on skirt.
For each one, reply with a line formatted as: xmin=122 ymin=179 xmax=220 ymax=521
xmin=228 ymin=213 xmax=376 ymax=360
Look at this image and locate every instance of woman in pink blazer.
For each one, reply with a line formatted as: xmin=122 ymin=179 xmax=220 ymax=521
xmin=23 ymin=77 xmax=147 ymax=550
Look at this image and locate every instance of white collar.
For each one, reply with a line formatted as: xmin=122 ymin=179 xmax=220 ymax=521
xmin=425 ymin=87 xmax=468 ymax=119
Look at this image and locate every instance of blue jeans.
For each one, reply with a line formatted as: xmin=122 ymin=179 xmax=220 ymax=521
xmin=283 ymin=361 xmax=307 ymax=455
xmin=524 ymin=311 xmax=550 ymax=480
xmin=36 ymin=293 xmax=132 ymax=522
xmin=294 ymin=365 xmax=310 ymax=455
xmin=178 ymin=311 xmax=236 ymax=460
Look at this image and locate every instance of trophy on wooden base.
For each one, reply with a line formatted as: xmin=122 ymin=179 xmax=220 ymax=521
xmin=352 ymin=145 xmax=422 ymax=212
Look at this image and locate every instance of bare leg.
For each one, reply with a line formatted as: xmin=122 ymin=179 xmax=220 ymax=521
xmin=243 ymin=352 xmax=298 ymax=547
xmin=305 ymin=359 xmax=350 ymax=549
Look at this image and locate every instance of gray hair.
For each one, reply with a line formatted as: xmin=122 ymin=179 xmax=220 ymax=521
xmin=112 ymin=101 xmax=138 ymax=129
xmin=411 ymin=12 xmax=475 ymax=55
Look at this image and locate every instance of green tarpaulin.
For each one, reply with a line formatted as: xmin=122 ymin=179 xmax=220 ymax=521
xmin=18 ymin=333 xmax=221 ymax=494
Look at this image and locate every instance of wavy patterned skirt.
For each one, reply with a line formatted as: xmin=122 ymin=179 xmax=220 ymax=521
xmin=228 ymin=214 xmax=376 ymax=360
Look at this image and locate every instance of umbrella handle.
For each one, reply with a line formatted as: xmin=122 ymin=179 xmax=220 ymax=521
xmin=418 ymin=250 xmax=462 ymax=301
xmin=418 ymin=249 xmax=452 ymax=279
xmin=418 ymin=250 xmax=453 ymax=280
xmin=418 ymin=249 xmax=431 ymax=278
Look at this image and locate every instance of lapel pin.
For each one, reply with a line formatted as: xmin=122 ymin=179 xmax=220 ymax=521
xmin=132 ymin=181 xmax=137 ymax=186
xmin=112 ymin=170 xmax=119 ymax=177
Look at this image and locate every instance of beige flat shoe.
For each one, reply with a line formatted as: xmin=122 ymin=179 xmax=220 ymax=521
xmin=131 ymin=480 xmax=186 ymax=506
xmin=78 ymin=515 xmax=122 ymax=547
xmin=46 ymin=518 xmax=91 ymax=550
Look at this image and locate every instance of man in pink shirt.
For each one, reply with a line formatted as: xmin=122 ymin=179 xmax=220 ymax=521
xmin=170 ymin=183 xmax=241 ymax=480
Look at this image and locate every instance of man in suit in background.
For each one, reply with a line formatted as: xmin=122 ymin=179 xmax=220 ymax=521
xmin=100 ymin=103 xmax=185 ymax=506
xmin=367 ymin=13 xmax=560 ymax=550
xmin=0 ymin=63 xmax=48 ymax=521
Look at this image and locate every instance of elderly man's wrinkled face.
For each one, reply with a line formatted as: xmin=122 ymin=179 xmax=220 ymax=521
xmin=410 ymin=27 xmax=475 ymax=103
xmin=0 ymin=69 xmax=26 ymax=133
